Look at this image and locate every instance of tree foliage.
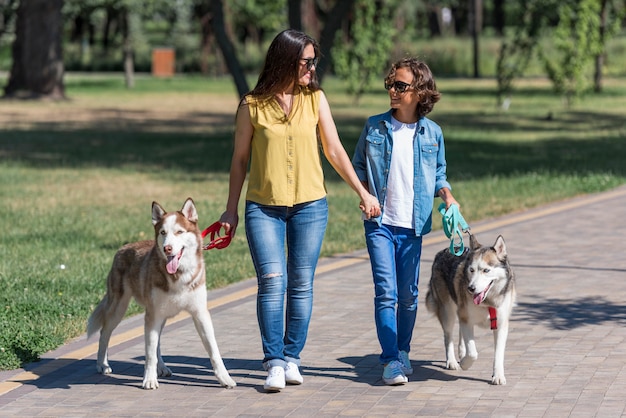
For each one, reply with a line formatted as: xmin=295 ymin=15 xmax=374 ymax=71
xmin=495 ymin=0 xmax=557 ymax=105
xmin=230 ymin=0 xmax=286 ymax=44
xmin=332 ymin=0 xmax=398 ymax=102
xmin=538 ymin=0 xmax=602 ymax=106
xmin=496 ymin=0 xmax=624 ymax=107
xmin=2 ymin=1 xmax=626 ymax=101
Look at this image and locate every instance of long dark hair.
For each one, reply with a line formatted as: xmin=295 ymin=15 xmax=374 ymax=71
xmin=247 ymin=29 xmax=321 ymax=102
xmin=385 ymin=58 xmax=441 ymax=119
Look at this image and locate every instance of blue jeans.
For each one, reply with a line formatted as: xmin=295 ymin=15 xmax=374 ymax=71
xmin=245 ymin=198 xmax=328 ymax=369
xmin=364 ymin=222 xmax=422 ymax=365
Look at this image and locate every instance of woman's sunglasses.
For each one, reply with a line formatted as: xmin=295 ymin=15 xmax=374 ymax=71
xmin=384 ymin=80 xmax=412 ymax=94
xmin=301 ymin=57 xmax=319 ymax=71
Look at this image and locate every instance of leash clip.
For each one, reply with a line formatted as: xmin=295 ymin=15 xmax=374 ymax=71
xmin=201 ymin=221 xmax=232 ymax=250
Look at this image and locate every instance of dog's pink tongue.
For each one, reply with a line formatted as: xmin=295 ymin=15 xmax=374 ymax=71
xmin=166 ymin=255 xmax=179 ymax=274
xmin=473 ymin=290 xmax=486 ymax=305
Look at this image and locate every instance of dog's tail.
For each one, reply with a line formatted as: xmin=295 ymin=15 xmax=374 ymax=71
xmin=425 ymin=253 xmax=446 ymax=315
xmin=86 ymin=295 xmax=109 ymax=338
xmin=425 ymin=286 xmax=436 ymax=314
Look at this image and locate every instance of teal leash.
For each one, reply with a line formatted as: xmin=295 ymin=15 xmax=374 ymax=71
xmin=438 ymin=203 xmax=470 ymax=256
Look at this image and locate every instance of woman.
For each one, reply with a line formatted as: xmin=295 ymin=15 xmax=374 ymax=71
xmin=352 ymin=58 xmax=459 ymax=385
xmin=219 ymin=29 xmax=380 ymax=392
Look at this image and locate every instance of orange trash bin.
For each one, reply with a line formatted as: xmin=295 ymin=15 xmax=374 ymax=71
xmin=152 ymin=48 xmax=175 ymax=77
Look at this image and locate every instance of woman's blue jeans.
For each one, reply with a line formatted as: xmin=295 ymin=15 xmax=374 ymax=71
xmin=364 ymin=221 xmax=422 ymax=365
xmin=245 ymin=198 xmax=328 ymax=369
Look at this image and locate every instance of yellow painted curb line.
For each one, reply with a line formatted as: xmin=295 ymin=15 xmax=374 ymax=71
xmin=2 ymin=187 xmax=625 ymax=397
xmin=0 ymin=254 xmax=371 ymax=396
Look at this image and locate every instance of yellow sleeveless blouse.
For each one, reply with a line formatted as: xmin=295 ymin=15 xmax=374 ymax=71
xmin=245 ymin=88 xmax=326 ymax=207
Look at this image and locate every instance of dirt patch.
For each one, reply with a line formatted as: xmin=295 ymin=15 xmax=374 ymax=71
xmin=0 ymin=93 xmax=240 ymax=133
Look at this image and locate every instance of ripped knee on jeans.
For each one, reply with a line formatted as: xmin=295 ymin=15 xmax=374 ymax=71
xmin=261 ymin=272 xmax=282 ymax=279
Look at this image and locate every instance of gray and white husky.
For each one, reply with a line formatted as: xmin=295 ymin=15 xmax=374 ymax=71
xmin=426 ymin=234 xmax=516 ymax=385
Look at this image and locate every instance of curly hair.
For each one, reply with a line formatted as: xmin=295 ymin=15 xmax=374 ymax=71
xmin=384 ymin=58 xmax=441 ymax=119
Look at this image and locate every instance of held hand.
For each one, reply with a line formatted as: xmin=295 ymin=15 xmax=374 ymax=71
xmin=359 ymin=194 xmax=381 ymax=219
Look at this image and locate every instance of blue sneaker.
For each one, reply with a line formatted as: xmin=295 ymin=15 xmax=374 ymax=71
xmin=382 ymin=360 xmax=408 ymax=385
xmin=399 ymin=350 xmax=413 ymax=376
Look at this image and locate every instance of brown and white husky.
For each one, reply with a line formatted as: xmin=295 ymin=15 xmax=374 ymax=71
xmin=87 ymin=198 xmax=236 ymax=390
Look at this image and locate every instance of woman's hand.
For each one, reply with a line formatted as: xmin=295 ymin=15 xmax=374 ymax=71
xmin=219 ymin=211 xmax=239 ymax=237
xmin=359 ymin=194 xmax=381 ymax=219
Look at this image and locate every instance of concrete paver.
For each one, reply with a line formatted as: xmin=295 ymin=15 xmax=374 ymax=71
xmin=1 ymin=186 xmax=626 ymax=417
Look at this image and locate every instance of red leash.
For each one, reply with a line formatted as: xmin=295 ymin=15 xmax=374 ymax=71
xmin=201 ymin=222 xmax=232 ymax=250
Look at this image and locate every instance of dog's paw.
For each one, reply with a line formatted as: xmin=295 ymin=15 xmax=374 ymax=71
xmin=460 ymin=355 xmax=476 ymax=370
xmin=141 ymin=376 xmax=159 ymax=390
xmin=96 ymin=363 xmax=112 ymax=374
xmin=218 ymin=374 xmax=237 ymax=389
xmin=445 ymin=360 xmax=461 ymax=370
xmin=157 ymin=364 xmax=172 ymax=377
xmin=491 ymin=374 xmax=506 ymax=385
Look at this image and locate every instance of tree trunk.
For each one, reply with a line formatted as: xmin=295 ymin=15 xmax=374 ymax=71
xmin=288 ymin=0 xmax=302 ymax=30
xmin=208 ymin=0 xmax=249 ymax=98
xmin=427 ymin=6 xmax=442 ymax=37
xmin=469 ymin=0 xmax=482 ymax=78
xmin=493 ymin=0 xmax=505 ymax=36
xmin=594 ymin=0 xmax=608 ymax=93
xmin=102 ymin=6 xmax=115 ymax=53
xmin=121 ymin=8 xmax=134 ymax=89
xmin=317 ymin=0 xmax=356 ymax=83
xmin=3 ymin=0 xmax=65 ymax=99
xmin=199 ymin=13 xmax=212 ymax=75
xmin=123 ymin=40 xmax=134 ymax=89
xmin=301 ymin=0 xmax=320 ymax=38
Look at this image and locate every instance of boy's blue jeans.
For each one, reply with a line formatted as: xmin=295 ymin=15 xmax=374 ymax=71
xmin=245 ymin=198 xmax=328 ymax=369
xmin=364 ymin=221 xmax=422 ymax=365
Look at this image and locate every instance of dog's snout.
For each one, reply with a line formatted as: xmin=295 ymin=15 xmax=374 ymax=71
xmin=163 ymin=244 xmax=173 ymax=255
xmin=468 ymin=284 xmax=475 ymax=293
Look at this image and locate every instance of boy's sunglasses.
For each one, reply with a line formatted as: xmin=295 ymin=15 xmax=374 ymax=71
xmin=301 ymin=57 xmax=319 ymax=71
xmin=384 ymin=80 xmax=412 ymax=94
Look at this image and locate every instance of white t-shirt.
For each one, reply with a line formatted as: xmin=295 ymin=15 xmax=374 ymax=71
xmin=381 ymin=116 xmax=416 ymax=229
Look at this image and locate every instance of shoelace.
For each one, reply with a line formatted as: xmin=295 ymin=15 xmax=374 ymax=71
xmin=268 ymin=367 xmax=283 ymax=377
xmin=386 ymin=360 xmax=403 ymax=376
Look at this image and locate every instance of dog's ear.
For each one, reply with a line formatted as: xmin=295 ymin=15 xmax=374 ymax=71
xmin=493 ymin=235 xmax=507 ymax=260
xmin=152 ymin=201 xmax=166 ymax=226
xmin=181 ymin=198 xmax=198 ymax=223
xmin=469 ymin=233 xmax=481 ymax=250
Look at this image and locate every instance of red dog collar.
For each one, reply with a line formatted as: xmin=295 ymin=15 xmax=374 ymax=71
xmin=201 ymin=222 xmax=232 ymax=250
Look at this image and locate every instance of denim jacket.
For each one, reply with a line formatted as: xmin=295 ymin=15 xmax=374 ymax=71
xmin=352 ymin=110 xmax=451 ymax=236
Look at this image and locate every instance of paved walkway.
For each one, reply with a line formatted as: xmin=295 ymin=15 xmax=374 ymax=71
xmin=2 ymin=186 xmax=626 ymax=417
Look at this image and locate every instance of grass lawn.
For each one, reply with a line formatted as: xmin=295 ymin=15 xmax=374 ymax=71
xmin=0 ymin=74 xmax=625 ymax=371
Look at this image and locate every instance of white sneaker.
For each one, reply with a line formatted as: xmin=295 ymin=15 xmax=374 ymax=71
xmin=285 ymin=362 xmax=303 ymax=385
xmin=382 ymin=360 xmax=408 ymax=386
xmin=399 ymin=350 xmax=413 ymax=376
xmin=264 ymin=366 xmax=285 ymax=392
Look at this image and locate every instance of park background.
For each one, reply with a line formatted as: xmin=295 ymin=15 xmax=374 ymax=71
xmin=0 ymin=0 xmax=625 ymax=373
